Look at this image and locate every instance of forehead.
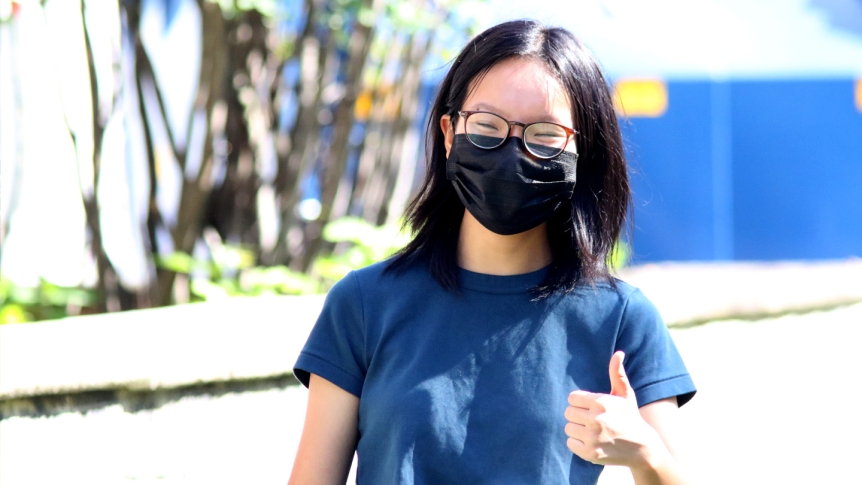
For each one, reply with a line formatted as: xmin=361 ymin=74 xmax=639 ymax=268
xmin=462 ymin=57 xmax=572 ymax=125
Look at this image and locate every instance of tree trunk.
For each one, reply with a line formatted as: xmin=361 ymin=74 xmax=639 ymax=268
xmin=139 ymin=0 xmax=227 ymax=306
xmin=206 ymin=9 xmax=283 ymax=253
xmin=80 ymin=1 xmax=120 ymax=313
xmin=299 ymin=1 xmax=377 ymax=270
xmin=269 ymin=0 xmax=327 ymax=266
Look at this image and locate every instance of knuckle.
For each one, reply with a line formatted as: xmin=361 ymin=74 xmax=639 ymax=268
xmin=568 ymin=391 xmax=586 ymax=405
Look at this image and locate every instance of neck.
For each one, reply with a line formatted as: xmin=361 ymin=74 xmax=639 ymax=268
xmin=457 ymin=211 xmax=552 ymax=275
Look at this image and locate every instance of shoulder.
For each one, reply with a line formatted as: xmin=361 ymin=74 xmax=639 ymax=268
xmin=348 ymin=257 xmax=431 ymax=292
xmin=349 ymin=258 xmax=394 ymax=282
xmin=323 ymin=258 xmax=435 ymax=309
xmin=552 ymin=278 xmax=662 ymax=331
xmin=611 ymin=278 xmax=662 ymax=322
xmin=562 ymin=278 xmax=651 ymax=310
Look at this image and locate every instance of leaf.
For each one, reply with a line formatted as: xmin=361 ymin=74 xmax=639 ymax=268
xmin=313 ymin=257 xmax=353 ymax=282
xmin=609 ymin=241 xmax=630 ymax=270
xmin=357 ymin=7 xmax=377 ymax=27
xmin=5 ymin=284 xmax=40 ymax=306
xmin=240 ymin=266 xmax=320 ymax=295
xmin=236 ymin=0 xmax=278 ymax=17
xmin=274 ymin=274 xmax=320 ymax=295
xmin=345 ymin=245 xmax=374 ymax=268
xmin=190 ymin=278 xmax=231 ymax=301
xmin=0 ymin=278 xmax=9 ymax=305
xmin=0 ymin=304 xmax=32 ymax=324
xmin=322 ymin=217 xmax=379 ymax=245
xmin=38 ymin=280 xmax=97 ymax=307
xmin=155 ymin=253 xmax=197 ymax=274
xmin=213 ymin=245 xmax=257 ymax=271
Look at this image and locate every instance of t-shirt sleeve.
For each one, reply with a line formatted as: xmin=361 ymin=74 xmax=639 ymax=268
xmin=616 ymin=289 xmax=696 ymax=407
xmin=293 ymin=272 xmax=367 ymax=397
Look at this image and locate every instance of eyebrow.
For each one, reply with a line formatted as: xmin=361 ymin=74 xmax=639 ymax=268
xmin=471 ymin=102 xmax=502 ymax=113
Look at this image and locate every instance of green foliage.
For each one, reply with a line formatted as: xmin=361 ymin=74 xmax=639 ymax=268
xmin=0 ymin=277 xmax=97 ymax=324
xmin=157 ymin=239 xmax=320 ymax=301
xmin=313 ymin=217 xmax=411 ymax=285
xmin=209 ymin=0 xmax=278 ymax=19
xmin=384 ymin=1 xmax=439 ymax=31
xmin=155 ymin=217 xmax=409 ymax=302
xmin=0 ymin=217 xmax=410 ymax=321
xmin=609 ymin=240 xmax=631 ymax=271
xmin=311 ymin=0 xmax=441 ymax=32
xmin=0 ymin=222 xmax=629 ymax=321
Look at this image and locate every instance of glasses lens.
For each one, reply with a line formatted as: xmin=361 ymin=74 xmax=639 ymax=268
xmin=464 ymin=112 xmax=508 ymax=149
xmin=524 ymin=123 xmax=571 ymax=158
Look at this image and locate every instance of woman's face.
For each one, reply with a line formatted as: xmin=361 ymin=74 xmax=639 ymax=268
xmin=440 ymin=57 xmax=576 ymax=158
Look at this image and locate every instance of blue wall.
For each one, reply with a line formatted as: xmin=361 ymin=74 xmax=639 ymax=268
xmin=623 ymin=79 xmax=862 ymax=262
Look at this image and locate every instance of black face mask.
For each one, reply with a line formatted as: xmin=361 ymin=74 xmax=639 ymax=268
xmin=446 ymin=134 xmax=578 ymax=235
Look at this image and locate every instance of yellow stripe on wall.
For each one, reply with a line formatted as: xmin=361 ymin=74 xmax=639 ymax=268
xmin=856 ymin=78 xmax=862 ymax=114
xmin=613 ymin=79 xmax=668 ymax=118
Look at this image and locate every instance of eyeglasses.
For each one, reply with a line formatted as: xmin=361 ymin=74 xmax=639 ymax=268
xmin=457 ymin=110 xmax=578 ymax=159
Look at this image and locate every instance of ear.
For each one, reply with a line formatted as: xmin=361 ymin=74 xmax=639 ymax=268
xmin=440 ymin=114 xmax=454 ymax=159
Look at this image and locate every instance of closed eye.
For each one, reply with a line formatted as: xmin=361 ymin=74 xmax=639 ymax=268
xmin=472 ymin=122 xmax=503 ymax=133
xmin=534 ymin=132 xmax=566 ymax=138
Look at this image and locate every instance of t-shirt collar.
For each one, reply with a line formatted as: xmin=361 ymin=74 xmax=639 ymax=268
xmin=458 ymin=265 xmax=549 ymax=294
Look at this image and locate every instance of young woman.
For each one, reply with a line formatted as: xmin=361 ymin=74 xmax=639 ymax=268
xmin=289 ymin=20 xmax=696 ymax=485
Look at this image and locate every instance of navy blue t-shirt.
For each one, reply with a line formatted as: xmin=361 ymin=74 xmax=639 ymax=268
xmin=294 ymin=260 xmax=695 ymax=484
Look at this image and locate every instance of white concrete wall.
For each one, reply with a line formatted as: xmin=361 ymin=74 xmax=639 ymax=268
xmin=0 ymin=295 xmax=325 ymax=400
xmin=2 ymin=260 xmax=861 ymax=402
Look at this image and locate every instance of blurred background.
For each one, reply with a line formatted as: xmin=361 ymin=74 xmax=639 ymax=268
xmin=1 ymin=0 xmax=478 ymax=320
xmin=1 ymin=0 xmax=861 ymax=484
xmin=1 ymin=0 xmax=861 ymax=319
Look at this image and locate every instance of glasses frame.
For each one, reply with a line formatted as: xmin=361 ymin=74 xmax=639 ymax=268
xmin=457 ymin=110 xmax=578 ymax=159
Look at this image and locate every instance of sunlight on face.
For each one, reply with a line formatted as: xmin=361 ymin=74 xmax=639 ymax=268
xmin=443 ymin=57 xmax=576 ymax=157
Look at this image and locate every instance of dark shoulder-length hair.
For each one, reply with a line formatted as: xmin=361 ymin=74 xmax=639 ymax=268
xmin=387 ymin=19 xmax=630 ymax=297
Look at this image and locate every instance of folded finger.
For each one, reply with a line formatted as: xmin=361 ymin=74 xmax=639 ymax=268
xmin=564 ymin=405 xmax=593 ymax=425
xmin=568 ymin=390 xmax=598 ymax=408
xmin=564 ymin=421 xmax=588 ymax=441
xmin=566 ymin=437 xmax=587 ymax=457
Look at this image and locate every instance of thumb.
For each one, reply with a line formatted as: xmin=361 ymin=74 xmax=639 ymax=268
xmin=609 ymin=350 xmax=635 ymax=401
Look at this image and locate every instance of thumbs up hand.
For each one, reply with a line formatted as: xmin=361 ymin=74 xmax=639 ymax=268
xmin=608 ymin=350 xmax=635 ymax=400
xmin=564 ymin=351 xmax=664 ymax=469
